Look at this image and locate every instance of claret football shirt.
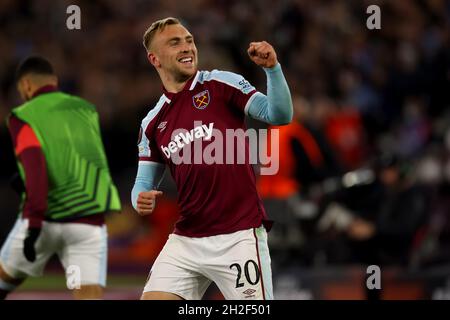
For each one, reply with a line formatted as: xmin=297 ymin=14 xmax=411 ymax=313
xmin=138 ymin=70 xmax=271 ymax=237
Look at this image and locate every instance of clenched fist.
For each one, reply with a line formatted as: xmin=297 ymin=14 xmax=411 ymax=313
xmin=136 ymin=190 xmax=163 ymax=216
xmin=247 ymin=41 xmax=278 ymax=68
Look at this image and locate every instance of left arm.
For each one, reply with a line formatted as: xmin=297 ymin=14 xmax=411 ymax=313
xmin=8 ymin=115 xmax=48 ymax=262
xmin=8 ymin=116 xmax=48 ymax=229
xmin=246 ymin=41 xmax=293 ymax=125
xmin=246 ymin=63 xmax=293 ymax=125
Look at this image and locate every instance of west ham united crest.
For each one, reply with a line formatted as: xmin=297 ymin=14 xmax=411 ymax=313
xmin=192 ymin=90 xmax=210 ymax=110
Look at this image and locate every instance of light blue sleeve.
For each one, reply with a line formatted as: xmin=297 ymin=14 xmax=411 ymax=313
xmin=131 ymin=161 xmax=166 ymax=210
xmin=246 ymin=63 xmax=293 ymax=125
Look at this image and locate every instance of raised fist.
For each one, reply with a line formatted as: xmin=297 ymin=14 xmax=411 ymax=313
xmin=247 ymin=41 xmax=278 ymax=68
xmin=136 ymin=190 xmax=163 ymax=216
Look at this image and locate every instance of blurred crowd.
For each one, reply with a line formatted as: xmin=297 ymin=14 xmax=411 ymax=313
xmin=0 ymin=0 xmax=449 ymax=271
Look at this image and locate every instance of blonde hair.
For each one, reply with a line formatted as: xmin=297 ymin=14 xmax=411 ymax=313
xmin=143 ymin=17 xmax=181 ymax=51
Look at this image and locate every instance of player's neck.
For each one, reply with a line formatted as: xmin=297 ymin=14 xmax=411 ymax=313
xmin=160 ymin=72 xmax=194 ymax=93
xmin=163 ymin=80 xmax=186 ymax=93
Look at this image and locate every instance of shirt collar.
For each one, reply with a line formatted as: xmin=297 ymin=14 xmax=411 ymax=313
xmin=32 ymin=85 xmax=58 ymax=99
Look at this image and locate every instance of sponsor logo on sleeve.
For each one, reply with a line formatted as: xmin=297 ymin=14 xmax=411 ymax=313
xmin=239 ymin=79 xmax=253 ymax=93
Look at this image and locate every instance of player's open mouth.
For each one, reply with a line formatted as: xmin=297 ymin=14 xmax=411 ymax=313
xmin=178 ymin=57 xmax=193 ymax=64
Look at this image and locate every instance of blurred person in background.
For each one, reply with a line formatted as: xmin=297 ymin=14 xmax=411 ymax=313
xmin=317 ymin=153 xmax=430 ymax=299
xmin=290 ymin=96 xmax=342 ymax=194
xmin=323 ymin=101 xmax=368 ymax=171
xmin=318 ymin=153 xmax=430 ymax=267
xmin=0 ymin=56 xmax=121 ymax=300
xmin=258 ymin=95 xmax=341 ymax=265
xmin=409 ymin=122 xmax=450 ymax=268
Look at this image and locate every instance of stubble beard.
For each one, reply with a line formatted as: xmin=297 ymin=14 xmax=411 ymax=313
xmin=169 ymin=55 xmax=197 ymax=84
xmin=173 ymin=66 xmax=196 ymax=84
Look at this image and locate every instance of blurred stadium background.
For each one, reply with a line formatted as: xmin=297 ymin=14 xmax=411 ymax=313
xmin=0 ymin=0 xmax=450 ymax=299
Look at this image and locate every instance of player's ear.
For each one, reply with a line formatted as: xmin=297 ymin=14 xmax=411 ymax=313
xmin=51 ymin=75 xmax=58 ymax=87
xmin=18 ymin=77 xmax=32 ymax=101
xmin=148 ymin=52 xmax=160 ymax=68
xmin=23 ymin=77 xmax=32 ymax=95
xmin=16 ymin=79 xmax=25 ymax=99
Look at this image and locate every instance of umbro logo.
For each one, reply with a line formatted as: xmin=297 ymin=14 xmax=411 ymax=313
xmin=243 ymin=288 xmax=256 ymax=298
xmin=158 ymin=121 xmax=168 ymax=132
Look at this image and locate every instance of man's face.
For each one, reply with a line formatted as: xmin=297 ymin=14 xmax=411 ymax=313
xmin=149 ymin=24 xmax=198 ymax=82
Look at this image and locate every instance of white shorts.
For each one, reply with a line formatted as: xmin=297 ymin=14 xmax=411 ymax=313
xmin=0 ymin=218 xmax=107 ymax=287
xmin=143 ymin=225 xmax=273 ymax=300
